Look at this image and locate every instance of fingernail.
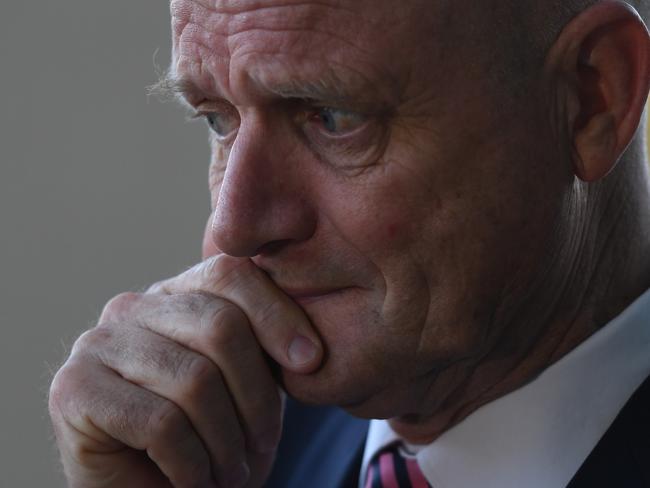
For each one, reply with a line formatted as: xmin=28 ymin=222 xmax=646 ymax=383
xmin=288 ymin=335 xmax=318 ymax=366
xmin=223 ymin=461 xmax=250 ymax=488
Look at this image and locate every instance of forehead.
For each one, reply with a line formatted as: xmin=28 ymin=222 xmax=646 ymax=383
xmin=169 ymin=0 xmax=434 ymax=104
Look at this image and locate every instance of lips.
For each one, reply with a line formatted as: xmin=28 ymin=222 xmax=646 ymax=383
xmin=281 ymin=286 xmax=353 ymax=305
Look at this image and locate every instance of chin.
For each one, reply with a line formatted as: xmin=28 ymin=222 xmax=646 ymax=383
xmin=279 ymin=363 xmax=373 ymax=408
xmin=279 ymin=357 xmax=421 ymax=420
xmin=278 ymin=288 xmax=433 ymax=417
xmin=283 ymin=377 xmax=421 ymax=420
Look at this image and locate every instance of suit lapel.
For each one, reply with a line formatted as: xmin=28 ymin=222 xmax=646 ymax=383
xmin=568 ymin=374 xmax=650 ymax=487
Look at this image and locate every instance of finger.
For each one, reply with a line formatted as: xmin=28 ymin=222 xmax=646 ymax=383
xmin=146 ymin=255 xmax=323 ymax=373
xmin=78 ymin=323 xmax=251 ymax=487
xmin=50 ymin=357 xmax=215 ymax=488
xmin=104 ymin=293 xmax=283 ymax=455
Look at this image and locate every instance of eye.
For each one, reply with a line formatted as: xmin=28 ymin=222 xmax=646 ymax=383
xmin=204 ymin=110 xmax=239 ymax=140
xmin=309 ymin=107 xmax=367 ymax=136
xmin=301 ymin=105 xmax=386 ymax=170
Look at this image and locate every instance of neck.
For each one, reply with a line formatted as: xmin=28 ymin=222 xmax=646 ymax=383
xmin=391 ymin=147 xmax=650 ymax=444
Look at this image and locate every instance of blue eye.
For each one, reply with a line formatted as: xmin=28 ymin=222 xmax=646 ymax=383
xmin=313 ymin=108 xmax=366 ymax=135
xmin=319 ymin=109 xmax=338 ymax=133
xmin=204 ymin=111 xmax=239 ymax=139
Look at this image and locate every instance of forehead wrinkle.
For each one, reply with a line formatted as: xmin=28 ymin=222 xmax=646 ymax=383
xmin=171 ymin=0 xmax=417 ymax=108
xmin=222 ymin=26 xmax=380 ymax=98
xmin=173 ymin=1 xmax=375 ymax=60
xmin=172 ymin=0 xmax=359 ymax=40
xmin=173 ymin=26 xmax=403 ymax=109
xmin=175 ymin=0 xmax=357 ymax=18
xmin=172 ymin=21 xmax=236 ymax=103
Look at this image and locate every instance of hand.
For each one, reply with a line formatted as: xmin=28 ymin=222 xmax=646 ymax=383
xmin=48 ymin=255 xmax=323 ymax=488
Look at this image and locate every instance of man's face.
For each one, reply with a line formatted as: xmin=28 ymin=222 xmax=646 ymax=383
xmin=171 ymin=0 xmax=567 ymax=418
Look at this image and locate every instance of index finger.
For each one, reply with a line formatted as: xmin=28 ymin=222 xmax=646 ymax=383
xmin=147 ymin=255 xmax=323 ymax=374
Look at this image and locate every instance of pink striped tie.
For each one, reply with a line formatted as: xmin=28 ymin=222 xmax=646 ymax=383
xmin=364 ymin=443 xmax=432 ymax=488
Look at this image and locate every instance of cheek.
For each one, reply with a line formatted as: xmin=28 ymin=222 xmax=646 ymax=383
xmin=385 ymin=222 xmax=404 ymax=241
xmin=320 ymin=176 xmax=435 ymax=320
xmin=201 ymin=212 xmax=221 ymax=259
xmin=325 ymin=179 xmax=423 ymax=255
xmin=208 ymin=158 xmax=227 ymax=208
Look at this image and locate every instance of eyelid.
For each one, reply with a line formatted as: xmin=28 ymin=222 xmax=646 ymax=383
xmin=307 ymin=108 xmax=370 ymax=139
xmin=187 ymin=106 xmax=233 ymax=125
xmin=188 ymin=110 xmax=206 ymax=121
xmin=191 ymin=98 xmax=238 ymax=115
xmin=192 ymin=105 xmax=240 ymax=144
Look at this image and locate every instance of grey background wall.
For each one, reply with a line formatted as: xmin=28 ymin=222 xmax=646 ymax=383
xmin=0 ymin=3 xmax=209 ymax=486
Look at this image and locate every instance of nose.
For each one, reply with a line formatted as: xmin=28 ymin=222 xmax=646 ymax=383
xmin=211 ymin=116 xmax=317 ymax=257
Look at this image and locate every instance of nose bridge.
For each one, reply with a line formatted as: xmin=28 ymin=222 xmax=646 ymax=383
xmin=211 ymin=114 xmax=316 ymax=257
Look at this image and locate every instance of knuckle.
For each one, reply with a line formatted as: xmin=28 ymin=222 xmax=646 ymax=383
xmin=48 ymin=373 xmax=69 ymax=420
xmin=147 ymin=402 xmax=210 ymax=485
xmin=225 ymin=424 xmax=247 ymax=455
xmin=216 ymin=434 xmax=247 ymax=476
xmin=148 ymin=399 xmax=186 ymax=443
xmin=48 ymin=360 xmax=87 ymax=419
xmin=177 ymin=354 xmax=221 ymax=400
xmin=202 ymin=303 xmax=248 ymax=349
xmin=100 ymin=291 xmax=141 ymax=322
xmin=70 ymin=326 xmax=113 ymax=356
xmin=180 ymin=292 xmax=212 ymax=316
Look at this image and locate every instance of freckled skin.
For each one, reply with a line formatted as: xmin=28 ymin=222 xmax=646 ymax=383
xmin=172 ymin=0 xmax=648 ymax=441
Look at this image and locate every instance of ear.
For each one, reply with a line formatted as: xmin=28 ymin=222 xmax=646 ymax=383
xmin=546 ymin=1 xmax=650 ymax=182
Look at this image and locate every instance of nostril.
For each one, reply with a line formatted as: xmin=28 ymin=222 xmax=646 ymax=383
xmin=254 ymin=239 xmax=294 ymax=257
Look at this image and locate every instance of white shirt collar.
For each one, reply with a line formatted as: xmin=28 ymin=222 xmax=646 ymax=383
xmin=360 ymin=289 xmax=650 ymax=488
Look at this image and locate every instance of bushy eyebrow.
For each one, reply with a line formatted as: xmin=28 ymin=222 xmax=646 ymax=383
xmin=260 ymin=69 xmax=354 ymax=102
xmin=148 ymin=69 xmax=201 ymax=108
xmin=148 ymin=66 xmax=399 ymax=113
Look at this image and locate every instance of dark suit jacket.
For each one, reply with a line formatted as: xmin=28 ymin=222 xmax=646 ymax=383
xmin=265 ymin=376 xmax=650 ymax=488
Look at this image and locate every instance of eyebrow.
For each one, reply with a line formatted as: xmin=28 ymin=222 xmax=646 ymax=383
xmin=262 ymin=70 xmax=356 ymax=103
xmin=149 ymin=66 xmax=398 ymax=112
xmin=148 ymin=69 xmax=203 ymax=107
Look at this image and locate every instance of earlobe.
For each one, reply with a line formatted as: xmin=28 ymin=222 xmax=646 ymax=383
xmin=573 ymin=112 xmax=618 ymax=181
xmin=547 ymin=1 xmax=650 ymax=182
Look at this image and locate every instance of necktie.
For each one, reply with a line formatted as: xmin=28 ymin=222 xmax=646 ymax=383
xmin=364 ymin=443 xmax=432 ymax=488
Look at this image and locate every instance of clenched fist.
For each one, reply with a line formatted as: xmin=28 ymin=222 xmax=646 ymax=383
xmin=48 ymin=255 xmax=323 ymax=488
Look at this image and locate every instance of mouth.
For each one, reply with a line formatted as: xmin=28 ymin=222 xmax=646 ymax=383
xmin=281 ymin=286 xmax=354 ymax=306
